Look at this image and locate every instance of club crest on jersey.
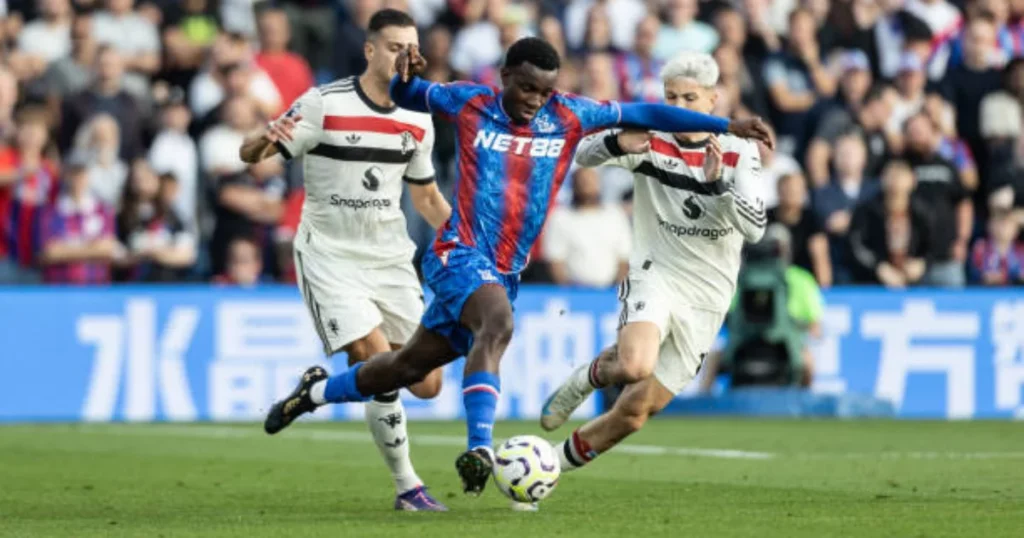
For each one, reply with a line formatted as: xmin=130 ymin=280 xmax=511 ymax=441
xmin=535 ymin=115 xmax=556 ymax=133
xmin=473 ymin=130 xmax=565 ymax=157
xmin=400 ymin=132 xmax=415 ymax=155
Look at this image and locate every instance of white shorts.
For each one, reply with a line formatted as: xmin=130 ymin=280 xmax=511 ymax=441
xmin=617 ymin=265 xmax=725 ymax=395
xmin=294 ymin=244 xmax=423 ymax=355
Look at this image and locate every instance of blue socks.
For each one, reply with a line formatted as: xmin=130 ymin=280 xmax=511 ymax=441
xmin=323 ymin=362 xmax=372 ymax=403
xmin=462 ymin=371 xmax=501 ymax=451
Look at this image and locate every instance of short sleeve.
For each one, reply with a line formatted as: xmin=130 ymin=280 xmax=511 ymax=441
xmin=563 ymin=94 xmax=622 ymax=134
xmin=405 ymin=124 xmax=436 ymax=183
xmin=276 ymin=88 xmax=324 ymax=160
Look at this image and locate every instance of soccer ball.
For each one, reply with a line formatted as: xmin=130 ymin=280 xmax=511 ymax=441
xmin=492 ymin=435 xmax=561 ymax=503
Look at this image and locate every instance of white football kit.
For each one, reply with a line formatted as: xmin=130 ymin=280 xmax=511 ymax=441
xmin=276 ymin=76 xmax=436 ymax=354
xmin=574 ymin=131 xmax=767 ymax=393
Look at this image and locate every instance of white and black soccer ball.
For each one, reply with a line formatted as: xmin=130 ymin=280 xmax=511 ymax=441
xmin=492 ymin=435 xmax=561 ymax=503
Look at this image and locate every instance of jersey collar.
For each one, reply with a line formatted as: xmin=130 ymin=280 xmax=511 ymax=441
xmin=672 ymin=134 xmax=712 ymax=149
xmin=355 ymin=76 xmax=396 ymax=114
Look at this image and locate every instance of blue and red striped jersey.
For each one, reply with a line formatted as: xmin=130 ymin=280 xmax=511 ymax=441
xmin=424 ymin=82 xmax=622 ymax=274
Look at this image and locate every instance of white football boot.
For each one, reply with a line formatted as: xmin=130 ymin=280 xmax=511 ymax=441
xmin=540 ymin=362 xmax=594 ymax=431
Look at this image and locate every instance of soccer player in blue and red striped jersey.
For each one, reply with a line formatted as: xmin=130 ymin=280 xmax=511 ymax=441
xmin=265 ymin=36 xmax=772 ymax=497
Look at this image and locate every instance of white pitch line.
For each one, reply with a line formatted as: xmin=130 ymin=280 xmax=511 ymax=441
xmin=81 ymin=424 xmax=777 ymax=460
xmin=78 ymin=425 xmax=1024 ymax=461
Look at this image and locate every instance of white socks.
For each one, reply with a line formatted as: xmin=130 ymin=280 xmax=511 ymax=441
xmin=365 ymin=392 xmax=423 ymax=494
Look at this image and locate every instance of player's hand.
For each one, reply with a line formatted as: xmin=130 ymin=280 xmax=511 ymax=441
xmin=727 ymin=117 xmax=773 ymax=150
xmin=395 ymin=45 xmax=428 ymax=82
xmin=704 ymin=135 xmax=723 ymax=182
xmin=263 ymin=114 xmax=302 ymax=144
xmin=616 ymin=130 xmax=652 ymax=154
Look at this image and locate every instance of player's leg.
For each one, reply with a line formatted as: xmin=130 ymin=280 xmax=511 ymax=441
xmin=453 ymin=283 xmax=516 ymax=495
xmin=556 ymin=375 xmax=675 ymax=471
xmin=541 ymin=273 xmax=668 ymax=431
xmin=333 ymin=330 xmax=443 ymax=511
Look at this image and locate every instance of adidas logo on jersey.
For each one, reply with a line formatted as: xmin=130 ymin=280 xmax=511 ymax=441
xmin=473 ymin=131 xmax=565 ymax=157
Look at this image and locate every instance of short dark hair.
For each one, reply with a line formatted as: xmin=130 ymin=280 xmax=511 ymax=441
xmin=504 ymin=37 xmax=560 ymax=71
xmin=368 ymin=9 xmax=416 ymax=35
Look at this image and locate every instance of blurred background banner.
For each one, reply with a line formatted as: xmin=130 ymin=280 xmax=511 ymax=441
xmin=1 ymin=285 xmax=1023 ymax=422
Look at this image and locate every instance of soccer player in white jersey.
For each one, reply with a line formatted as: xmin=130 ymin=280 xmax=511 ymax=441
xmin=238 ymin=9 xmax=451 ymax=511
xmin=539 ymin=52 xmax=768 ymax=471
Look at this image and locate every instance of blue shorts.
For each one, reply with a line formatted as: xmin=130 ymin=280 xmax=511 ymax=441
xmin=421 ymin=244 xmax=519 ymax=356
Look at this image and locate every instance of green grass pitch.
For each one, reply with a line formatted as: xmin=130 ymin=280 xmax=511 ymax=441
xmin=1 ymin=419 xmax=1022 ymax=537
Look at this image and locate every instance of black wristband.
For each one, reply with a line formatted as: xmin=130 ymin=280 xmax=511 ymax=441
xmin=604 ymin=132 xmax=626 ymax=156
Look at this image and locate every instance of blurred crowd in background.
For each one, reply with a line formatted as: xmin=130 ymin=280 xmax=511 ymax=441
xmin=1 ymin=0 xmax=1024 ymax=289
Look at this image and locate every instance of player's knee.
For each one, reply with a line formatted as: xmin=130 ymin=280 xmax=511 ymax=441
xmin=618 ymin=360 xmax=656 ymax=385
xmin=477 ymin=312 xmax=514 ymax=348
xmin=616 ymin=344 xmax=657 ymax=384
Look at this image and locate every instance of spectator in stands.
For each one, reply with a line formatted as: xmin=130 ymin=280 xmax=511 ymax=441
xmin=449 ymin=0 xmax=507 ymax=78
xmin=564 ymin=0 xmax=647 ymax=53
xmin=279 ymin=0 xmax=336 ymax=76
xmin=0 ymin=68 xmax=18 ymax=143
xmin=16 ymin=0 xmax=72 ymax=72
xmin=36 ymin=13 xmax=100 ymax=102
xmin=925 ymin=94 xmax=980 ymax=196
xmin=769 ymin=172 xmax=832 ymax=287
xmin=970 ymin=207 xmax=1024 ymax=285
xmin=92 ymin=0 xmax=161 ymax=76
xmin=713 ymin=44 xmax=769 ymax=120
xmin=160 ymin=0 xmax=221 ymax=90
xmin=73 ymin=113 xmax=128 ymax=209
xmin=543 ymin=167 xmax=631 ymax=288
xmin=580 ymin=5 xmax=617 ymax=54
xmin=654 ymin=0 xmax=718 ymax=59
xmin=59 ymin=46 xmax=145 ymax=162
xmin=189 ymin=32 xmax=280 ymax=120
xmin=581 ymin=52 xmax=619 ymax=102
xmin=890 ymin=53 xmax=927 ymax=142
xmin=849 ymin=161 xmax=931 ymax=287
xmin=209 ymin=158 xmax=285 ymax=278
xmin=114 ymin=166 xmax=196 ymax=282
xmin=192 ymin=59 xmax=275 ymax=136
xmin=614 ymin=15 xmax=663 ymax=103
xmin=762 ymin=7 xmax=836 ymax=157
xmin=806 ymin=84 xmax=895 ymax=186
xmin=334 ymin=0 xmax=380 ymax=79
xmin=148 ymin=88 xmax=198 ymax=228
xmin=213 ymin=236 xmax=263 ymax=286
xmin=979 ymin=90 xmax=1024 ymax=209
xmin=813 ymin=133 xmax=879 ymax=284
xmin=941 ymin=15 xmax=1005 ymax=164
xmin=255 ymin=7 xmax=314 ymax=116
xmin=199 ymin=96 xmax=256 ymax=178
xmin=903 ymin=112 xmax=972 ymax=287
xmin=39 ymin=151 xmax=118 ymax=285
xmin=539 ymin=14 xmax=568 ymax=61
xmin=0 ymin=109 xmax=60 ymax=284
xmin=758 ymin=123 xmax=802 ymax=209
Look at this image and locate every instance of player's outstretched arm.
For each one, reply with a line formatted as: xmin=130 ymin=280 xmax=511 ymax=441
xmin=574 ymin=130 xmax=650 ymax=169
xmin=617 ymin=103 xmax=774 ymax=149
xmin=389 ymin=75 xmax=433 ymax=113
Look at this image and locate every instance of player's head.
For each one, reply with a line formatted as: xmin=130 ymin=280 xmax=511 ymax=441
xmin=500 ymin=37 xmax=561 ymax=124
xmin=660 ymin=52 xmax=719 ymax=115
xmin=364 ymin=9 xmax=418 ymax=83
